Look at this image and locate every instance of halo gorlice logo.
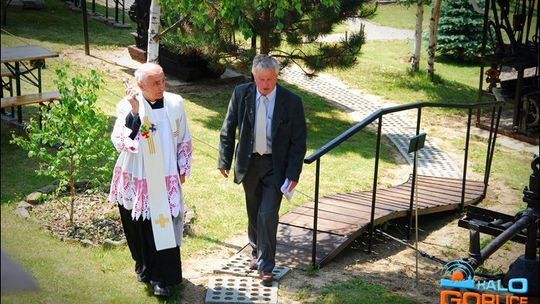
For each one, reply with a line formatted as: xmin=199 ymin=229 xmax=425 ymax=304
xmin=440 ymin=260 xmax=476 ymax=291
xmin=439 ymin=260 xmax=529 ymax=304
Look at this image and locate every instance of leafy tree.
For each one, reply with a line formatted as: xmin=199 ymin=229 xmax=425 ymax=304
xmin=436 ymin=0 xmax=484 ymax=60
xmin=159 ymin=0 xmax=376 ymax=74
xmin=11 ymin=68 xmax=115 ymax=224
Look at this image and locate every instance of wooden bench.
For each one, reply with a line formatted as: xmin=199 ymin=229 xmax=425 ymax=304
xmin=1 ymin=91 xmax=60 ymax=109
xmin=1 ymin=91 xmax=61 ymax=127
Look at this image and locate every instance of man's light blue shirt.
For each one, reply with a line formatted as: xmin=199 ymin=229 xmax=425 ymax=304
xmin=254 ymin=86 xmax=276 ymax=154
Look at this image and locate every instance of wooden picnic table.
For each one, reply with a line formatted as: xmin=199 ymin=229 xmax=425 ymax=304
xmin=1 ymin=45 xmax=59 ymax=124
xmin=1 ymin=45 xmax=58 ymax=63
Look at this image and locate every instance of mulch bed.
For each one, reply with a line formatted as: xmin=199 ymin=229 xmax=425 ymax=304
xmin=31 ymin=192 xmax=125 ymax=245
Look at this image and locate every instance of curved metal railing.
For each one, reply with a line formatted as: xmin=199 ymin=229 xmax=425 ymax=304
xmin=303 ymin=92 xmax=505 ymax=267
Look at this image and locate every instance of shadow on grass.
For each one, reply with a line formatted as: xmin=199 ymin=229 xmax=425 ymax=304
xmin=190 ymin=234 xmax=244 ymax=252
xmin=1 ymin=1 xmax=133 ymax=47
xmin=435 ymin=54 xmax=483 ymax=66
xmin=386 ymin=69 xmax=479 ymax=105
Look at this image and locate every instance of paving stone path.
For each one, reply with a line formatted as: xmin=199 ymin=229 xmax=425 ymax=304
xmin=281 ymin=66 xmax=463 ymax=178
xmin=318 ymin=18 xmax=415 ymax=42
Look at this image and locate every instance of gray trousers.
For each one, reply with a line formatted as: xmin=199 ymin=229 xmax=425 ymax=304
xmin=242 ymin=154 xmax=283 ymax=272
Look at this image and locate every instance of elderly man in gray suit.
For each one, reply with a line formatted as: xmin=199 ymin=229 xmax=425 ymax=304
xmin=218 ymin=54 xmax=307 ymax=286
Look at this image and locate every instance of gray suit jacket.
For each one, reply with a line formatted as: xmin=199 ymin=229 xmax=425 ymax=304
xmin=218 ymin=83 xmax=307 ymax=187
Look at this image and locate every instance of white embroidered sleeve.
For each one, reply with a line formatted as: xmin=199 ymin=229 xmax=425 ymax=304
xmin=111 ymin=101 xmax=140 ymax=153
xmin=176 ymin=106 xmax=192 ymax=177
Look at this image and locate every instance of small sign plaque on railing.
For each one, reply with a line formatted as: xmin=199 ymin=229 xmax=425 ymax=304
xmin=408 ymin=133 xmax=426 ymax=154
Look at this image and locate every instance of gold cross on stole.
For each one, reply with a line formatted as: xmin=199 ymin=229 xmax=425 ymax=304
xmin=154 ymin=213 xmax=170 ymax=228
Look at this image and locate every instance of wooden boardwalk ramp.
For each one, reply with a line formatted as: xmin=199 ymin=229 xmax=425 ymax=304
xmin=242 ymin=175 xmax=485 ymax=269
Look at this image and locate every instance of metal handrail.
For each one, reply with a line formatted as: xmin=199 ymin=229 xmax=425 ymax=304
xmin=89 ymin=0 xmax=127 ymax=24
xmin=304 ymin=100 xmax=505 ymax=267
xmin=305 ymin=101 xmax=504 ymax=164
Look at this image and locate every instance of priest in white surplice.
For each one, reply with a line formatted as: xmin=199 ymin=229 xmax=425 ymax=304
xmin=108 ymin=63 xmax=192 ymax=297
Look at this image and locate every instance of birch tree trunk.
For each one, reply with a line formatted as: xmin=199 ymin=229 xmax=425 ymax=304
xmin=147 ymin=0 xmax=161 ymax=63
xmin=410 ymin=1 xmax=424 ymax=72
xmin=427 ymin=0 xmax=442 ymax=81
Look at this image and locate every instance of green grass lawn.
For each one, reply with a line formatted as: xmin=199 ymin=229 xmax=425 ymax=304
xmin=329 ymin=40 xmax=481 ymax=108
xmin=0 ymin=123 xmax=55 ymax=202
xmin=1 ymin=0 xmax=133 ymax=50
xmin=332 ymin=3 xmax=431 ymax=33
xmin=1 ymin=208 xmax=164 ymax=303
xmin=366 ymin=3 xmax=432 ymax=30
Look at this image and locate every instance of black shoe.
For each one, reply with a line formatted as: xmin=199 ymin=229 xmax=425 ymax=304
xmin=153 ymin=284 xmax=170 ymax=297
xmin=137 ymin=273 xmax=150 ymax=284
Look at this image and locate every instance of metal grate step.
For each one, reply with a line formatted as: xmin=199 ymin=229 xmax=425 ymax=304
xmin=214 ymin=253 xmax=290 ymax=280
xmin=205 ymin=276 xmax=278 ymax=304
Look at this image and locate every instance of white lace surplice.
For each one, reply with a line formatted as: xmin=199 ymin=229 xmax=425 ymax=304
xmin=108 ymin=92 xmax=192 ymax=236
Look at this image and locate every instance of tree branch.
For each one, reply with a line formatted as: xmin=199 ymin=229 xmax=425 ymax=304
xmin=153 ymin=5 xmax=195 ymax=41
